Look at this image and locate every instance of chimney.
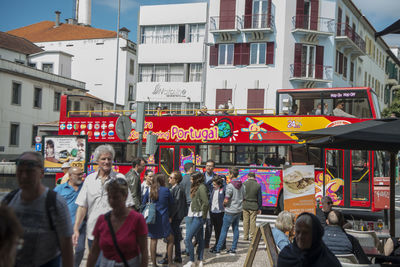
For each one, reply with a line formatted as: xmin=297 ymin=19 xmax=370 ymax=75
xmin=77 ymin=0 xmax=92 ymax=26
xmin=55 ymin=11 xmax=61 ymax=27
xmin=119 ymin=27 xmax=130 ymax=39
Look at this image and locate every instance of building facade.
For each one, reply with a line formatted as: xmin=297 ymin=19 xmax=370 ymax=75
xmin=136 ymin=3 xmax=208 ymax=113
xmin=204 ymin=0 xmax=396 ymax=113
xmin=8 ymin=11 xmax=137 ymax=107
xmin=0 ymin=32 xmax=86 ymax=159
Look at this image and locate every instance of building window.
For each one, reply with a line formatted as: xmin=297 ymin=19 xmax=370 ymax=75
xmin=10 ymin=123 xmax=19 ymax=146
xmin=74 ymin=101 xmax=81 ymax=111
xmin=128 ymin=85 xmax=134 ymax=101
xmin=250 ymin=43 xmax=266 ymax=64
xmin=54 ymin=92 xmax=61 ymax=111
xmin=42 ymin=63 xmax=53 ymax=73
xmin=189 ymin=24 xmax=205 ymax=43
xmin=129 ymin=59 xmax=134 ymax=75
xmin=141 ymin=25 xmax=181 ymax=44
xmin=343 ymin=56 xmax=348 ymax=79
xmin=189 ymin=64 xmax=202 ymax=82
xmin=335 ymin=50 xmax=343 ymax=74
xmin=350 ymin=62 xmax=354 ymax=82
xmin=139 ymin=64 xmax=184 ymax=82
xmin=11 ymin=82 xmax=21 ymax=105
xmin=28 ymin=62 xmax=36 ymax=68
xmin=31 ymin=125 xmax=38 ymax=146
xmin=301 ymin=44 xmax=316 ymax=78
xmin=15 ymin=59 xmax=25 ymax=65
xmin=33 ymin=87 xmax=42 ymax=108
xmin=218 ymin=44 xmax=234 ymax=65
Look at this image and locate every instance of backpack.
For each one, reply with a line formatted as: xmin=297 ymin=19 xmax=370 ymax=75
xmin=2 ymin=189 xmax=59 ymax=232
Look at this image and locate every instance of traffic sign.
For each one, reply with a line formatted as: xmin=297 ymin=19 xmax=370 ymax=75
xmin=35 ymin=143 xmax=42 ymax=151
xmin=116 ymin=116 xmax=132 ymax=140
xmin=35 ymin=136 xmax=42 ymax=143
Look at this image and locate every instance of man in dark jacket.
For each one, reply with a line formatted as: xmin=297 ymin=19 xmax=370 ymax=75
xmin=316 ymin=196 xmax=333 ymax=227
xmin=125 ymin=157 xmax=146 ymax=211
xmin=243 ymin=172 xmax=262 ymax=241
xmin=322 ymin=210 xmax=370 ymax=264
xmin=204 ymin=159 xmax=217 ymax=248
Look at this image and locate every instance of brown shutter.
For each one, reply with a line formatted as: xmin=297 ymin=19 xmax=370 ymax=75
xmin=295 ymin=0 xmax=305 ymax=29
xmin=244 ymin=0 xmax=253 ymax=29
xmin=220 ymin=0 xmax=236 ymax=29
xmin=339 ymin=52 xmax=343 ymax=74
xmin=234 ymin=43 xmax=242 ymax=65
xmin=267 ymin=0 xmax=272 ymax=27
xmin=294 ymin=43 xmax=303 ymax=77
xmin=242 ymin=43 xmax=250 ymax=65
xmin=216 ymin=89 xmax=232 ymax=110
xmin=266 ymin=42 xmax=274 ymax=65
xmin=337 ymin=7 xmax=342 ymax=36
xmin=315 ymin=45 xmax=324 ymax=79
xmin=310 ymin=0 xmax=319 ymax=31
xmin=247 ymin=89 xmax=265 ymax=114
xmin=210 ymin=45 xmax=219 ymax=66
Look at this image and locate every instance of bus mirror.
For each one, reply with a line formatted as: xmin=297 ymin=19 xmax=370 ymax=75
xmin=130 ymin=102 xmax=145 ymax=133
xmin=146 ymin=131 xmax=158 ymax=155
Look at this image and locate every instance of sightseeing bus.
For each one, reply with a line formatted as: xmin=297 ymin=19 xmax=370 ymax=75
xmin=57 ymin=87 xmax=389 ymax=212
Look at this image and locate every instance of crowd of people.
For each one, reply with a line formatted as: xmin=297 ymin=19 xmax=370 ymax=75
xmin=2 ymin=147 xmax=400 ymax=267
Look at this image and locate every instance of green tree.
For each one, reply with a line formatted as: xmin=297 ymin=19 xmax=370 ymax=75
xmin=382 ymin=90 xmax=400 ymax=117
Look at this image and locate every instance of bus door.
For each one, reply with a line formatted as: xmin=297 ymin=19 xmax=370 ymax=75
xmin=179 ymin=146 xmax=196 ymax=172
xmin=350 ymin=150 xmax=371 ymax=208
xmin=159 ymin=146 xmax=175 ymax=177
xmin=324 ymin=149 xmax=345 ymax=206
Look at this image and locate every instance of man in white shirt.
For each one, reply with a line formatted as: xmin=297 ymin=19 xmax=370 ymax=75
xmin=333 ymin=101 xmax=356 ymax=118
xmin=72 ymin=145 xmax=133 ymax=264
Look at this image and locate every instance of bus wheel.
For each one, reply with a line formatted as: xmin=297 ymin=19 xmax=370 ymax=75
xmin=274 ymin=193 xmax=284 ymax=214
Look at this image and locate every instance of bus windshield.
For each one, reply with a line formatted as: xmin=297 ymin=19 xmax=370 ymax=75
xmin=277 ymin=88 xmax=374 ymax=118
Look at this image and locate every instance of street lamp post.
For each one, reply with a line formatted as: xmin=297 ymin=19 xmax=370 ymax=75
xmin=113 ymin=0 xmax=121 ymax=110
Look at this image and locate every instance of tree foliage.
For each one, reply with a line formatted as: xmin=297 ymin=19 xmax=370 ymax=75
xmin=382 ymin=90 xmax=400 ymax=118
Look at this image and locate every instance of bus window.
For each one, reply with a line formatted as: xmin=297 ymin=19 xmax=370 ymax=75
xmin=236 ymin=146 xmax=256 ymax=164
xmin=199 ymin=145 xmax=220 ymax=164
xmin=371 ymin=91 xmax=381 ymax=118
xmin=351 ymin=150 xmax=370 ymax=201
xmin=374 ymin=151 xmax=390 ymax=177
xmin=160 ymin=146 xmax=174 ymax=176
xmin=221 ymin=145 xmax=235 ymax=165
xmin=322 ymin=90 xmax=372 ymax=118
xmin=278 ymin=93 xmax=293 ymax=115
xmin=291 ymin=146 xmax=322 ymax=168
xmin=325 ymin=149 xmax=344 ymax=203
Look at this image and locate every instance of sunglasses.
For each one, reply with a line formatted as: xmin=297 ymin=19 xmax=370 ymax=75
xmin=16 ymin=159 xmax=42 ymax=169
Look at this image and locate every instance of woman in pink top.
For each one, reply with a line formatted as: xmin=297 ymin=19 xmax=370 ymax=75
xmin=87 ymin=178 xmax=148 ymax=267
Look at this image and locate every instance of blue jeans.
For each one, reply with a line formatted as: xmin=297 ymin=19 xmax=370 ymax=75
xmin=185 ymin=216 xmax=204 ymax=262
xmin=216 ymin=212 xmax=241 ymax=251
xmin=74 ymin=221 xmax=86 ymax=267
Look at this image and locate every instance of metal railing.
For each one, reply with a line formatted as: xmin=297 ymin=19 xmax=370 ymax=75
xmin=67 ymin=108 xmax=276 ymax=117
xmin=242 ymin=14 xmax=274 ymax=29
xmin=210 ymin=15 xmax=242 ymax=31
xmin=336 ymin=23 xmax=366 ymax=53
xmin=292 ymin=15 xmax=335 ymax=33
xmin=290 ymin=63 xmax=333 ymax=81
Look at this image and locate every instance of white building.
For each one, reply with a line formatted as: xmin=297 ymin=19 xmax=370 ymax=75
xmin=205 ymin=0 xmax=392 ymax=112
xmin=0 ymin=32 xmax=86 ymax=159
xmin=8 ymin=9 xmax=137 ymax=107
xmin=136 ymin=3 xmax=208 ymax=113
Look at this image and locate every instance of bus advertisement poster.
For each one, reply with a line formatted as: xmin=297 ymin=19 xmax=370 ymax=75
xmin=283 ymin=165 xmax=316 ymax=216
xmin=43 ymin=135 xmax=87 ymax=173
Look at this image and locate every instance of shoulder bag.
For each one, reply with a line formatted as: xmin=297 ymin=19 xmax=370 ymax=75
xmin=142 ymin=198 xmax=156 ymax=224
xmin=105 ymin=212 xmax=129 ymax=267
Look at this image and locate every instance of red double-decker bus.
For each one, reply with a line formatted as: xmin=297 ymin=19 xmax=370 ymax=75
xmin=58 ymin=87 xmax=389 ymax=212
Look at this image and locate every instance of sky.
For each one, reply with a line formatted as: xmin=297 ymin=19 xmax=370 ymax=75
xmin=0 ymin=0 xmax=399 ymax=46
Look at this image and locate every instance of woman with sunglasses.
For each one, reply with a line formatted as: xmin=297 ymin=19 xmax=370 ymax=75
xmin=183 ymin=172 xmax=209 ymax=267
xmin=142 ymin=173 xmax=174 ymax=267
xmin=316 ymin=196 xmax=333 ymax=227
xmin=87 ymin=178 xmax=148 ymax=267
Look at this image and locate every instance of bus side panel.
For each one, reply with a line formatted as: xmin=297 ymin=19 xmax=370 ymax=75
xmin=211 ymin=167 xmax=282 ymax=208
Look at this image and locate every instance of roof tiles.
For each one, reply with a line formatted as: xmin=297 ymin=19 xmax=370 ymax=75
xmin=0 ymin=31 xmax=43 ymax=54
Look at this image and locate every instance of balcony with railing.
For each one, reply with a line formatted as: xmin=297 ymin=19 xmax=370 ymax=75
xmin=335 ymin=23 xmax=366 ymax=56
xmin=210 ymin=16 xmax=242 ymax=34
xmin=289 ymin=63 xmax=333 ymax=82
xmin=241 ymin=14 xmax=274 ymax=34
xmin=292 ymin=15 xmax=335 ymax=36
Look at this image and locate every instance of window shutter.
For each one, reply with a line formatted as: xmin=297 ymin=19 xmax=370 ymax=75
xmin=267 ymin=0 xmax=272 ymax=28
xmin=234 ymin=43 xmax=242 ymax=66
xmin=294 ymin=43 xmax=303 ymax=77
xmin=244 ymin=0 xmax=253 ymax=29
xmin=210 ymin=45 xmax=219 ymax=66
xmin=315 ymin=45 xmax=324 ymax=79
xmin=247 ymin=89 xmax=265 ymax=114
xmin=295 ymin=0 xmax=305 ymax=29
xmin=242 ymin=43 xmax=250 ymax=65
xmin=310 ymin=0 xmax=319 ymax=31
xmin=266 ymin=42 xmax=274 ymax=65
xmin=337 ymin=7 xmax=342 ymax=36
xmin=220 ymin=0 xmax=237 ymax=29
xmin=339 ymin=52 xmax=343 ymax=74
xmin=216 ymin=89 xmax=232 ymax=109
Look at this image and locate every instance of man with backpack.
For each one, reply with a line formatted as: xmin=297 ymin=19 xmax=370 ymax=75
xmin=3 ymin=151 xmax=73 ymax=267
